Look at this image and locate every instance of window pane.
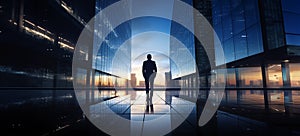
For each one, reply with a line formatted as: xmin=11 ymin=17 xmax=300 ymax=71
xmin=223 ymin=38 xmax=235 ymax=63
xmin=282 ymin=0 xmax=300 ymax=14
xmin=286 ymin=34 xmax=300 ymax=46
xmin=290 ymin=63 xmax=300 ymax=87
xmin=283 ymin=12 xmax=300 ymax=35
xmin=247 ymin=24 xmax=263 ymax=55
xmin=234 ymin=31 xmax=248 ymax=59
xmin=238 ymin=67 xmax=263 ymax=88
xmin=222 ymin=15 xmax=233 ymax=40
xmin=267 ymin=64 xmax=283 ymax=87
xmin=226 ymin=68 xmax=236 ymax=87
xmin=214 ymin=23 xmax=223 ymax=42
xmin=231 ymin=0 xmax=245 ymax=35
xmin=244 ymin=0 xmax=260 ymax=28
xmin=221 ymin=0 xmax=233 ymax=40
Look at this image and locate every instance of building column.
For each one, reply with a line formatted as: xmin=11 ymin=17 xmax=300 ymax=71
xmin=18 ymin=0 xmax=24 ymax=31
xmin=86 ymin=69 xmax=91 ymax=103
xmin=91 ymin=70 xmax=95 ymax=103
xmin=281 ymin=62 xmax=291 ymax=87
xmin=235 ymin=68 xmax=240 ymax=88
xmin=281 ymin=62 xmax=293 ymax=114
xmin=261 ymin=64 xmax=269 ymax=110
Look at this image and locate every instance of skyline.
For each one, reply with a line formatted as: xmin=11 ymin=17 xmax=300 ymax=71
xmin=131 ymin=32 xmax=170 ymax=86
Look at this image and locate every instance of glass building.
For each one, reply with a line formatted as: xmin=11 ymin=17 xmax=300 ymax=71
xmin=212 ymin=0 xmax=300 ymax=88
xmin=169 ymin=0 xmax=213 ymax=88
xmin=170 ymin=0 xmax=300 ymax=89
xmin=0 ymin=0 xmax=95 ymax=88
xmin=93 ymin=0 xmax=132 ymax=88
xmin=170 ymin=0 xmax=196 ymax=88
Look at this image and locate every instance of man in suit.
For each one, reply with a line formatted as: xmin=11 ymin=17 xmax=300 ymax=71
xmin=142 ymin=54 xmax=157 ymax=112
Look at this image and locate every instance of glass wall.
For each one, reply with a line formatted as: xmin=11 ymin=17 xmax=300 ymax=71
xmin=282 ymin=0 xmax=300 ymax=46
xmin=237 ymin=67 xmax=262 ymax=88
xmin=290 ymin=63 xmax=300 ymax=87
xmin=94 ymin=0 xmax=131 ymax=87
xmin=267 ymin=64 xmax=283 ymax=87
xmin=212 ymin=0 xmax=263 ymax=65
xmin=226 ymin=68 xmax=236 ymax=87
xmin=170 ymin=0 xmax=196 ymax=79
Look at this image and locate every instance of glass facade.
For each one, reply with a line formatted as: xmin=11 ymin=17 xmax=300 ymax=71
xmin=267 ymin=64 xmax=283 ymax=87
xmin=212 ymin=0 xmax=263 ymax=65
xmin=94 ymin=0 xmax=131 ymax=87
xmin=290 ymin=63 xmax=300 ymax=87
xmin=282 ymin=0 xmax=300 ymax=46
xmin=0 ymin=0 xmax=95 ymax=87
xmin=170 ymin=0 xmax=196 ymax=79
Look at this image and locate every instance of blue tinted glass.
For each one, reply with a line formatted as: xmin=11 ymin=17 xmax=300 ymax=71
xmin=231 ymin=0 xmax=245 ymax=35
xmin=222 ymin=15 xmax=233 ymax=40
xmin=212 ymin=0 xmax=222 ymax=24
xmin=170 ymin=20 xmax=196 ymax=78
xmin=231 ymin=0 xmax=242 ymax=9
xmin=234 ymin=31 xmax=248 ymax=59
xmin=244 ymin=0 xmax=259 ymax=28
xmin=212 ymin=10 xmax=222 ymax=25
xmin=247 ymin=25 xmax=263 ymax=55
xmin=222 ymin=0 xmax=231 ymax=16
xmin=282 ymin=0 xmax=300 ymax=14
xmin=283 ymin=12 xmax=300 ymax=35
xmin=214 ymin=24 xmax=223 ymax=42
xmin=223 ymin=38 xmax=235 ymax=63
xmin=286 ymin=34 xmax=300 ymax=46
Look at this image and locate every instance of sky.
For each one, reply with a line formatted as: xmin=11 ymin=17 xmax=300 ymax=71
xmin=131 ymin=32 xmax=171 ymax=86
xmin=130 ymin=3 xmax=174 ymax=86
xmin=94 ymin=0 xmax=176 ymax=86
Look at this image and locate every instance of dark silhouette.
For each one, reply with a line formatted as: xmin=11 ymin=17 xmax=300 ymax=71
xmin=142 ymin=54 xmax=157 ymax=112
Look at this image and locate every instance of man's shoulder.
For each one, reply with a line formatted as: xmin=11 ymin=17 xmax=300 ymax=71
xmin=144 ymin=60 xmax=156 ymax=63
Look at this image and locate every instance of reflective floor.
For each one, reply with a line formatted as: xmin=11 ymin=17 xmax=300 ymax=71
xmin=1 ymin=89 xmax=300 ymax=135
xmin=86 ymin=91 xmax=197 ymax=136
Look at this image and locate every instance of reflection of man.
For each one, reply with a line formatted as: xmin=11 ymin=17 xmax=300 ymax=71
xmin=142 ymin=54 xmax=157 ymax=112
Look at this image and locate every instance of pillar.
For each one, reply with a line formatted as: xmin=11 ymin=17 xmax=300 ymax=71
xmin=261 ymin=64 xmax=269 ymax=110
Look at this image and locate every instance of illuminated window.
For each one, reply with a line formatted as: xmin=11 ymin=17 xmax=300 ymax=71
xmin=290 ymin=63 xmax=300 ymax=87
xmin=267 ymin=64 xmax=283 ymax=87
xmin=237 ymin=67 xmax=262 ymax=88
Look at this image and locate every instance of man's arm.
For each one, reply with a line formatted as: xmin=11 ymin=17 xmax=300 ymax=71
xmin=154 ymin=61 xmax=157 ymax=73
xmin=142 ymin=61 xmax=146 ymax=78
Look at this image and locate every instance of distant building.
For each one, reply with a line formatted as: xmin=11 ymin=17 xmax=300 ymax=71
xmin=139 ymin=81 xmax=145 ymax=87
xmin=130 ymin=73 xmax=137 ymax=88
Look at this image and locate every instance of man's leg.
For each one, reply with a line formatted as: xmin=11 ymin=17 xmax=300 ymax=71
xmin=145 ymin=79 xmax=150 ymax=94
xmin=145 ymin=79 xmax=150 ymax=112
xmin=149 ymin=80 xmax=154 ymax=105
xmin=149 ymin=79 xmax=154 ymax=112
xmin=146 ymin=93 xmax=150 ymax=112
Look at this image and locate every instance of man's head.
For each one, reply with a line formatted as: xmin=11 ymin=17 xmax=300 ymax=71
xmin=147 ymin=54 xmax=152 ymax=60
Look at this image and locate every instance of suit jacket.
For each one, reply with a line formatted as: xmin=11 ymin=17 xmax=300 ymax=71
xmin=142 ymin=60 xmax=157 ymax=79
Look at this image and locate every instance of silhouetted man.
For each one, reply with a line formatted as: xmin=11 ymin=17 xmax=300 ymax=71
xmin=142 ymin=54 xmax=157 ymax=112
